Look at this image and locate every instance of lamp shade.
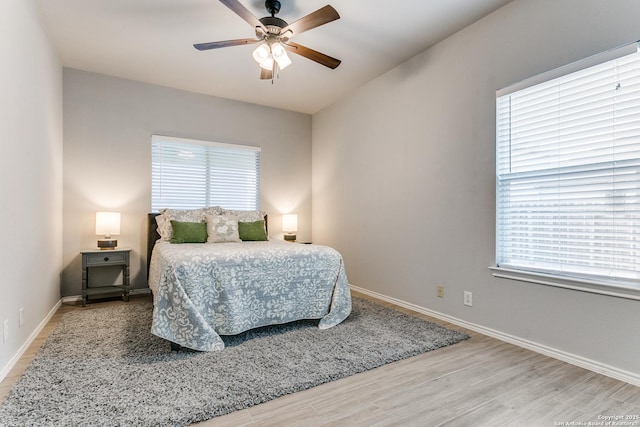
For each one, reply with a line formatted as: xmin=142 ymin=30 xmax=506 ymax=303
xmin=95 ymin=212 xmax=121 ymax=237
xmin=282 ymin=214 xmax=298 ymax=233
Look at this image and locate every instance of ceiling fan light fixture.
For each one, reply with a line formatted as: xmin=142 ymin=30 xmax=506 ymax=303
xmin=259 ymin=55 xmax=274 ymax=70
xmin=274 ymin=51 xmax=292 ymax=70
xmin=271 ymin=42 xmax=285 ymax=57
xmin=252 ymin=43 xmax=271 ymax=64
xmin=271 ymin=42 xmax=292 ymax=70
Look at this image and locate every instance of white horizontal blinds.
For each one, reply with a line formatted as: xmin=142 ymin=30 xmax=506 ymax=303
xmin=207 ymin=146 xmax=260 ymax=210
xmin=152 ymin=140 xmax=208 ymax=210
xmin=151 ymin=136 xmax=260 ymax=211
xmin=496 ymin=46 xmax=640 ymax=284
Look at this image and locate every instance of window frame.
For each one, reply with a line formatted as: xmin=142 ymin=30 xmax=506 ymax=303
xmin=492 ymin=41 xmax=640 ymax=301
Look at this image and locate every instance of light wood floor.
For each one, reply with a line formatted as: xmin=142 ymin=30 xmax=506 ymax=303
xmin=1 ymin=292 xmax=639 ymax=426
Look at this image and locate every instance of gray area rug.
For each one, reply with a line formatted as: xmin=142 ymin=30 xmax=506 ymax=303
xmin=0 ymin=297 xmax=468 ymax=426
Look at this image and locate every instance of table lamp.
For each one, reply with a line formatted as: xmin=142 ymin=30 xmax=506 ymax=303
xmin=96 ymin=211 xmax=120 ymax=249
xmin=282 ymin=214 xmax=298 ymax=242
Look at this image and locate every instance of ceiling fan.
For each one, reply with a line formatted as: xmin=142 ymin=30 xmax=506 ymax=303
xmin=194 ymin=0 xmax=341 ymax=80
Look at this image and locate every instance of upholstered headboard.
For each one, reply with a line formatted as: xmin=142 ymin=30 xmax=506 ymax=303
xmin=147 ymin=213 xmax=161 ymax=275
xmin=146 ymin=213 xmax=268 ymax=276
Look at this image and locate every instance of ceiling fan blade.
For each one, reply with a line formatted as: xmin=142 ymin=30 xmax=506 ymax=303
xmin=280 ymin=5 xmax=339 ymax=36
xmin=194 ymin=38 xmax=261 ymax=51
xmin=284 ymin=41 xmax=341 ymax=69
xmin=260 ymin=68 xmax=273 ymax=80
xmin=219 ymin=0 xmax=266 ymax=32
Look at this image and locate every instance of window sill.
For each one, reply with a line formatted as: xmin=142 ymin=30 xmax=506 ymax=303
xmin=489 ymin=266 xmax=640 ymax=301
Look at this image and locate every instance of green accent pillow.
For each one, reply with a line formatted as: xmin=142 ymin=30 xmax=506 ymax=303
xmin=238 ymin=220 xmax=268 ymax=241
xmin=170 ymin=220 xmax=207 ymax=243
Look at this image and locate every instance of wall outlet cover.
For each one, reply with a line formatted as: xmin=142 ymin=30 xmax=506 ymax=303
xmin=464 ymin=291 xmax=473 ymax=307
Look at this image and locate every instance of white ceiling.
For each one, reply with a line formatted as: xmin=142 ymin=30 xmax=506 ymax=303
xmin=35 ymin=0 xmax=512 ymax=114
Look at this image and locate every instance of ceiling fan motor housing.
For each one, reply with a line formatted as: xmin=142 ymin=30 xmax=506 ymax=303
xmin=257 ymin=16 xmax=289 ymax=40
xmin=259 ymin=16 xmax=287 ymax=29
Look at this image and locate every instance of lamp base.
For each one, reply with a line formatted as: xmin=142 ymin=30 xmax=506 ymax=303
xmin=284 ymin=234 xmax=296 ymax=242
xmin=97 ymin=239 xmax=118 ymax=250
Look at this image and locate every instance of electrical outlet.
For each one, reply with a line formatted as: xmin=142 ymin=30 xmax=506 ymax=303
xmin=3 ymin=320 xmax=8 ymax=343
xmin=437 ymin=285 xmax=444 ymax=298
xmin=19 ymin=308 xmax=24 ymax=327
xmin=464 ymin=291 xmax=473 ymax=307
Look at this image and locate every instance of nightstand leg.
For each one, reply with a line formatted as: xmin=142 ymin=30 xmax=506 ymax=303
xmin=123 ymin=263 xmax=130 ymax=302
xmin=81 ymin=266 xmax=88 ymax=307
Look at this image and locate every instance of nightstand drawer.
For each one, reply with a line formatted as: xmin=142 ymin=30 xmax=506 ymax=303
xmin=85 ymin=252 xmax=127 ymax=266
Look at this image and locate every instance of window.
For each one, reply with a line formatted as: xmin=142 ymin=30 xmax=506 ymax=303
xmin=496 ymin=43 xmax=640 ymax=290
xmin=151 ymin=135 xmax=260 ymax=211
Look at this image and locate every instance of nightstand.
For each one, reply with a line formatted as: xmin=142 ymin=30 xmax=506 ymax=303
xmin=80 ymin=248 xmax=131 ymax=307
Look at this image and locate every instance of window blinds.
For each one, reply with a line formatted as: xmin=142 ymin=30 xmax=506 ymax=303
xmin=151 ymin=135 xmax=260 ymax=212
xmin=496 ymin=44 xmax=640 ymax=285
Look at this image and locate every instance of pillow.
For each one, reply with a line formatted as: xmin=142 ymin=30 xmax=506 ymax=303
xmin=238 ymin=220 xmax=268 ymax=241
xmin=222 ymin=209 xmax=266 ymax=223
xmin=155 ymin=215 xmax=166 ymax=238
xmin=157 ymin=207 xmax=223 ymax=241
xmin=170 ymin=220 xmax=208 ymax=243
xmin=205 ymin=214 xmax=241 ymax=243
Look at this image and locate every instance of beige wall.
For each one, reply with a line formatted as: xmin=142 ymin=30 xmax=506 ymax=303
xmin=312 ymin=0 xmax=640 ymax=378
xmin=0 ymin=0 xmax=62 ymax=373
xmin=62 ymin=69 xmax=312 ymax=296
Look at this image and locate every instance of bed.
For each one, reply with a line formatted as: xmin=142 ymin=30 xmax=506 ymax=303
xmin=147 ymin=208 xmax=352 ymax=351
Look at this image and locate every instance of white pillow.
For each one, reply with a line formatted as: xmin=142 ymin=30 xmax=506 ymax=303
xmin=205 ymin=214 xmax=241 ymax=243
xmin=157 ymin=206 xmax=224 ymax=241
xmin=222 ymin=209 xmax=266 ymax=223
xmin=155 ymin=215 xmax=166 ymax=238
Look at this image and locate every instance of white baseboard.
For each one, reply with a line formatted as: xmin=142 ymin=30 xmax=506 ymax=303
xmin=5 ymin=287 xmax=637 ymax=388
xmin=350 ymin=285 xmax=640 ymax=387
xmin=61 ymin=288 xmax=152 ymax=303
xmin=0 ymin=299 xmax=61 ymax=383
